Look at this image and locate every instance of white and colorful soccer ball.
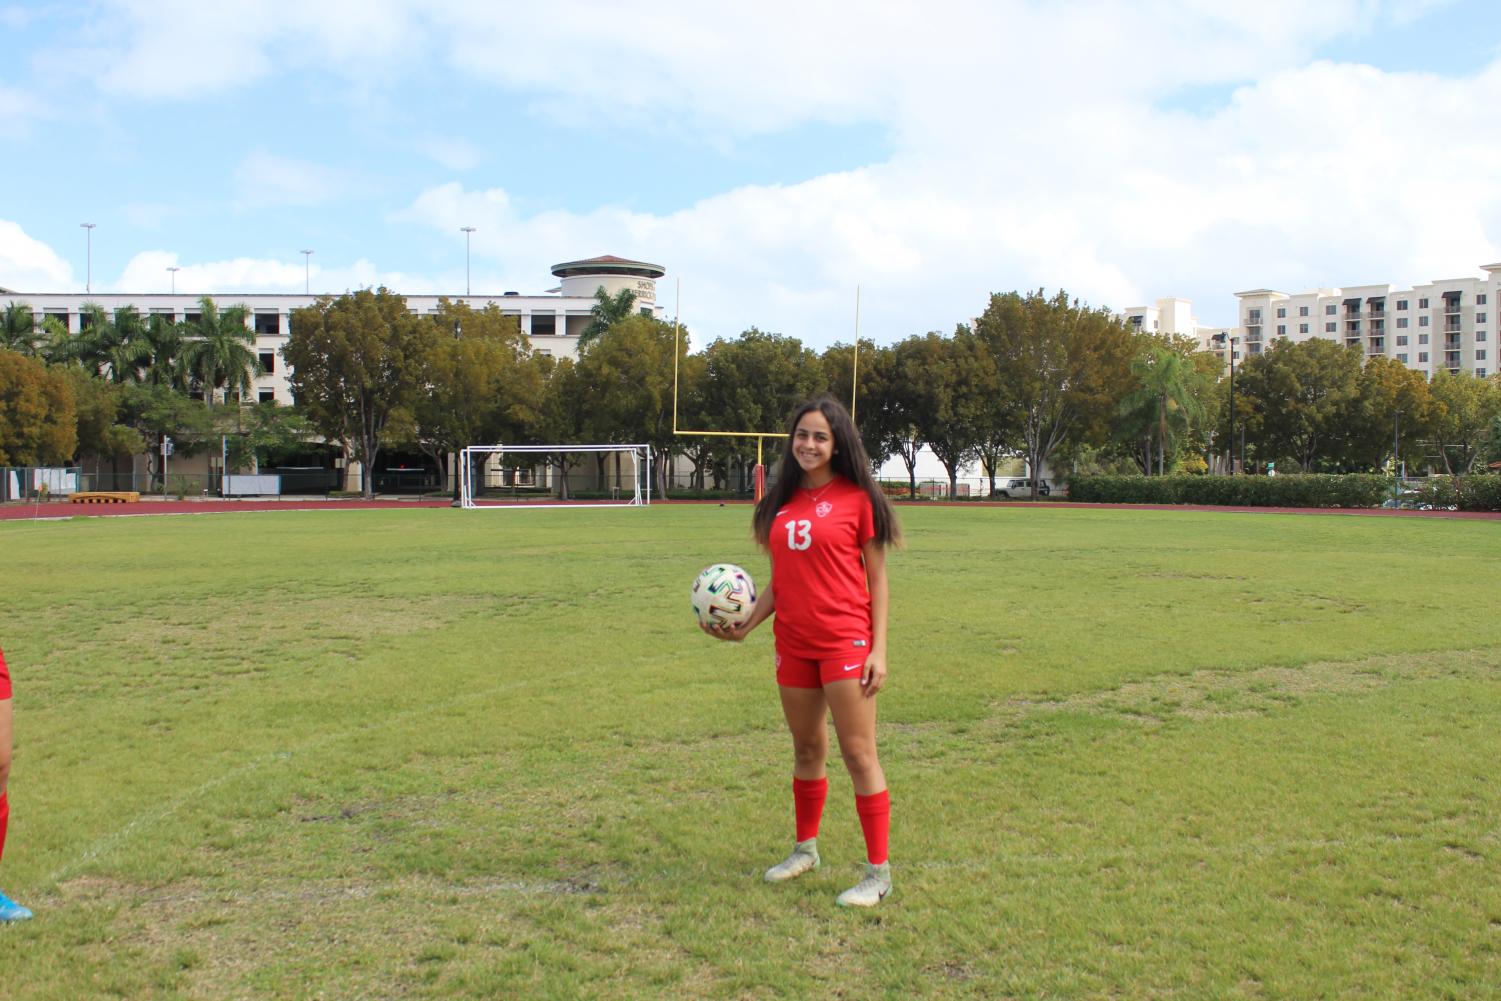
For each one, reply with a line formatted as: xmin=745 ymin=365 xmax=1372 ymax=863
xmin=691 ymin=563 xmax=757 ymax=628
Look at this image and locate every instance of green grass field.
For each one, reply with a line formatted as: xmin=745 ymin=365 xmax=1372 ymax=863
xmin=1 ymin=505 xmax=1499 ymax=999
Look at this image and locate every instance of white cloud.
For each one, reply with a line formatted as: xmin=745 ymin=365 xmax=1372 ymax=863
xmin=90 ymin=0 xmax=426 ymax=99
xmin=0 ymin=220 xmax=75 ymax=292
xmin=419 ymin=136 xmax=481 ymax=171
xmin=18 ymin=1 xmax=1501 ymax=342
xmin=232 ymin=151 xmax=356 ymax=209
xmin=113 ymin=249 xmax=435 ymax=297
xmin=390 ymin=49 xmax=1501 ymax=342
xmin=0 ymin=83 xmax=47 ymax=125
xmin=120 ymin=201 xmax=185 ymax=231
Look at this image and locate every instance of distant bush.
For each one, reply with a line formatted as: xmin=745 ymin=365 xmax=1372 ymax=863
xmin=1411 ymin=475 xmax=1501 ymax=512
xmin=1067 ymin=474 xmax=1391 ymax=508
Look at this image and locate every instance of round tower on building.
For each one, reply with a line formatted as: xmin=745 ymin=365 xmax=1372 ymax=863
xmin=551 ymin=255 xmax=665 ymax=310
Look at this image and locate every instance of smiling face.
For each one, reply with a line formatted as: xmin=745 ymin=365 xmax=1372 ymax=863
xmin=792 ymin=408 xmax=836 ymax=485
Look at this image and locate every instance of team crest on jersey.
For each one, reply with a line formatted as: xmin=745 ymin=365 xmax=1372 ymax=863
xmin=815 ymin=501 xmax=833 ymax=518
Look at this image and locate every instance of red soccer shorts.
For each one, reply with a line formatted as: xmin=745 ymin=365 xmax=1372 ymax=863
xmin=0 ymin=646 xmax=10 ymax=701
xmin=775 ymin=645 xmax=870 ymax=689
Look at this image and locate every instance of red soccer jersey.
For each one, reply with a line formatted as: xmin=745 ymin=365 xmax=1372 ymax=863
xmin=0 ymin=645 xmax=9 ymax=701
xmin=770 ymin=476 xmax=876 ymax=658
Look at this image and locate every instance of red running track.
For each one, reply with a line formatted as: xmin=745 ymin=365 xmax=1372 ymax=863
xmin=2 ymin=498 xmax=1498 ymax=521
xmin=0 ymin=498 xmax=455 ymax=520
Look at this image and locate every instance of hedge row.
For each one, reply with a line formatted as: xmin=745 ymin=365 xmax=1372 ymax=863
xmin=1067 ymin=474 xmax=1393 ymax=508
xmin=1410 ymin=475 xmax=1501 ymax=512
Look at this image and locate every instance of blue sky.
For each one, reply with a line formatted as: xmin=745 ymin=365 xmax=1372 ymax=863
xmin=2 ymin=0 xmax=1499 ymax=346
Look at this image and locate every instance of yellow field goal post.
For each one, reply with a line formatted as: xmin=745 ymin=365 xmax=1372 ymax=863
xmin=672 ymin=284 xmax=863 ymax=501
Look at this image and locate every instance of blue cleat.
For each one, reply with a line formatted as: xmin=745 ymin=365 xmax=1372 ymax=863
xmin=0 ymin=890 xmax=32 ymax=922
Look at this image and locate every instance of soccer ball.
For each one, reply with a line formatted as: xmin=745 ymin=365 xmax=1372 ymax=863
xmin=691 ymin=564 xmax=757 ymax=628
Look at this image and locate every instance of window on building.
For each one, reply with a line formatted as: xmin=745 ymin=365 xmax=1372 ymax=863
xmin=1479 ymin=368 xmax=1488 ymax=377
xmin=1478 ymin=313 xmax=1488 ymax=324
xmin=1419 ymin=352 xmax=1429 ymax=363
xmin=1325 ymin=304 xmax=1336 ymax=315
xmin=1418 ymin=297 xmax=1429 ymax=309
xmin=1419 ymin=333 xmax=1429 ymax=345
xmin=1478 ymin=350 xmax=1488 ymax=361
xmin=1277 ymin=324 xmax=1286 ymax=335
xmin=1397 ymin=335 xmax=1408 ymax=346
xmin=258 ymin=351 xmax=275 ymax=373
xmin=1249 ymin=343 xmax=1262 ymax=355
xmin=259 ymin=390 xmax=275 ymax=403
xmin=1479 ymin=294 xmax=1488 ymax=305
xmin=1396 ymin=317 xmax=1408 ymax=328
xmin=254 ymin=312 xmax=279 ymax=335
xmin=1298 ymin=323 xmax=1308 ymax=334
xmin=1275 ymin=307 xmax=1286 ymax=318
xmin=1397 ymin=300 xmax=1408 ymax=310
xmin=1398 ymin=353 xmax=1408 ymax=363
xmin=1419 ymin=316 xmax=1429 ymax=327
xmin=79 ymin=311 xmax=94 ymax=330
xmin=1478 ymin=331 xmax=1488 ymax=342
xmin=1324 ymin=322 xmax=1336 ymax=333
xmin=184 ymin=312 xmax=201 ymax=326
xmin=1297 ymin=306 xmax=1308 ymax=317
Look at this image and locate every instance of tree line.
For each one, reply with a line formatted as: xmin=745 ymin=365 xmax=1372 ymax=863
xmin=4 ymin=288 xmax=1500 ymax=498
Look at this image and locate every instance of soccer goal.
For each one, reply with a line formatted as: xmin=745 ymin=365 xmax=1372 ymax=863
xmin=457 ymin=444 xmax=652 ymax=509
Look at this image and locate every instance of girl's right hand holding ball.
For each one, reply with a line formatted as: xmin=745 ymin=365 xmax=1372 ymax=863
xmin=700 ymin=621 xmax=748 ymax=642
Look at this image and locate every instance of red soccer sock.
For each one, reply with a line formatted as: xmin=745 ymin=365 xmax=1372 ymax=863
xmin=0 ymin=791 xmax=8 ymax=863
xmin=792 ymin=776 xmax=828 ymax=842
xmin=855 ymin=789 xmax=890 ymax=865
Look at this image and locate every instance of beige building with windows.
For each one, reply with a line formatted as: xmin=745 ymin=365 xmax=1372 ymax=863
xmin=1130 ymin=263 xmax=1501 ymax=378
xmin=1229 ymin=264 xmax=1501 ymax=378
xmin=3 ymin=255 xmax=668 ymax=405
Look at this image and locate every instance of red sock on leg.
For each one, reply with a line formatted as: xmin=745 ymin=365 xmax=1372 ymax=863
xmin=0 ymin=791 xmax=8 ymax=863
xmin=792 ymin=776 xmax=827 ymax=842
xmin=855 ymin=789 xmax=890 ymax=865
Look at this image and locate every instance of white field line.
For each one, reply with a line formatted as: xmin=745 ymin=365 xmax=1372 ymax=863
xmin=45 ymin=664 xmax=590 ymax=886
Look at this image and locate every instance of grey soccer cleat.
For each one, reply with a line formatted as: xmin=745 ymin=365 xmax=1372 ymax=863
xmin=835 ymin=861 xmax=892 ymax=907
xmin=764 ymin=839 xmax=821 ymax=883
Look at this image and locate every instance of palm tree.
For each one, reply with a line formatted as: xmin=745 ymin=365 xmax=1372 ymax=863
xmin=1120 ymin=347 xmax=1208 ymax=475
xmin=1 ymin=302 xmax=37 ymax=355
xmin=101 ymin=306 xmax=153 ymax=383
xmin=181 ymin=297 xmax=261 ymax=407
xmin=39 ymin=302 xmax=112 ymax=374
xmin=578 ymin=286 xmax=638 ymax=350
xmin=141 ymin=312 xmax=187 ymax=390
xmin=36 ymin=315 xmax=75 ymax=366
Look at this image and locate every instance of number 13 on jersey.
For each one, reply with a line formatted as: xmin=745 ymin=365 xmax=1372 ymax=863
xmin=783 ymin=519 xmax=812 ymax=551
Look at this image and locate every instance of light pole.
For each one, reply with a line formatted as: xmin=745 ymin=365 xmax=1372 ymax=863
xmin=80 ymin=222 xmax=96 ymax=293
xmin=301 ymin=249 xmax=313 ymax=295
xmin=167 ymin=266 xmax=180 ymax=294
xmin=1213 ymin=331 xmax=1237 ymax=474
xmin=460 ymin=226 xmax=475 ymax=296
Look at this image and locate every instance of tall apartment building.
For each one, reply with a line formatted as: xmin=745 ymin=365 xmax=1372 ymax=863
xmin=1231 ymin=264 xmax=1501 ymax=378
xmin=2 ymin=255 xmax=668 ymax=404
xmin=1129 ymin=263 xmax=1501 ymax=378
xmin=1120 ymin=296 xmax=1235 ymax=363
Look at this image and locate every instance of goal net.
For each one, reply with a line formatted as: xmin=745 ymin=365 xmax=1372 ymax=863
xmin=457 ymin=444 xmax=652 ymax=509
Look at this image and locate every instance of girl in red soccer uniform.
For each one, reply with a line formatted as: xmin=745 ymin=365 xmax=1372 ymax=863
xmin=704 ymin=395 xmax=900 ymax=906
xmin=0 ymin=645 xmax=32 ymax=921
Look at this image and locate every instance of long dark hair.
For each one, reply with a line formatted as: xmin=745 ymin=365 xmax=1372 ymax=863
xmin=752 ymin=395 xmax=901 ymax=548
